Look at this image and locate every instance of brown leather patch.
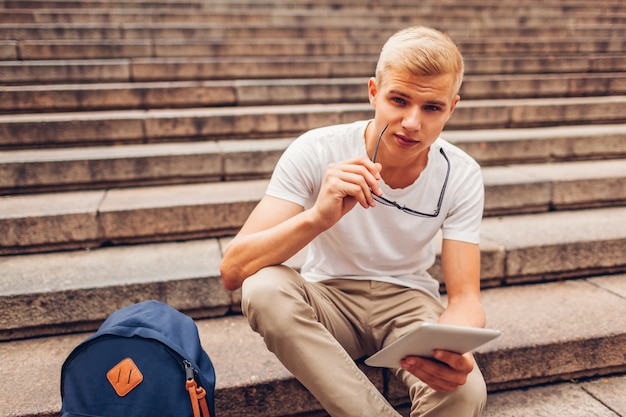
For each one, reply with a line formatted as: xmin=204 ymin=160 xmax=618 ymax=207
xmin=106 ymin=357 xmax=144 ymax=397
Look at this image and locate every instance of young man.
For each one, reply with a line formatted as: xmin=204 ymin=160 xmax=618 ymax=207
xmin=220 ymin=26 xmax=487 ymax=417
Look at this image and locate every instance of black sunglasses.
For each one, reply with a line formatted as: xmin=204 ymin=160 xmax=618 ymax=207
xmin=370 ymin=124 xmax=450 ymax=217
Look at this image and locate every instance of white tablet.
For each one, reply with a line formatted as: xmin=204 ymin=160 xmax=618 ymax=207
xmin=365 ymin=322 xmax=501 ymax=368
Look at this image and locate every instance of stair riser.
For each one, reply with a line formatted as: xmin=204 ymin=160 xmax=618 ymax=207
xmin=3 ymin=54 xmax=625 ymax=85
xmin=3 ymin=100 xmax=626 ymax=149
xmin=2 ymin=217 xmax=626 ymax=339
xmin=3 ymin=172 xmax=626 ymax=253
xmin=2 ymin=141 xmax=626 ymax=196
xmin=3 ymin=24 xmax=626 ymax=42
xmin=3 ymin=74 xmax=626 ymax=114
xmin=2 ymin=6 xmax=625 ymax=26
xmin=6 ymin=38 xmax=626 ymax=61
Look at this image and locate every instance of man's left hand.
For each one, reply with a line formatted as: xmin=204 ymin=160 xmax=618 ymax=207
xmin=400 ymin=350 xmax=475 ymax=392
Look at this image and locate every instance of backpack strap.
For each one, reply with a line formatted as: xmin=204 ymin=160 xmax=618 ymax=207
xmin=196 ymin=385 xmax=211 ymax=417
xmin=184 ymin=359 xmax=212 ymax=417
xmin=186 ymin=379 xmax=211 ymax=417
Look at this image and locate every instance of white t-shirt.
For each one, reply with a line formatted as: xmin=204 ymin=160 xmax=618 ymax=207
xmin=266 ymin=120 xmax=484 ymax=299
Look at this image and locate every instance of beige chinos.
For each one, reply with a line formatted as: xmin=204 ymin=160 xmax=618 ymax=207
xmin=241 ymin=265 xmax=487 ymax=417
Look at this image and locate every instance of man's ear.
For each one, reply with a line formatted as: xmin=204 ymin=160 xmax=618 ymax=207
xmin=446 ymin=95 xmax=461 ymax=121
xmin=368 ymin=77 xmax=378 ymax=107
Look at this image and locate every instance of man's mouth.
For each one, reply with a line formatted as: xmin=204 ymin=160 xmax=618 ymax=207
xmin=395 ymin=134 xmax=419 ymax=146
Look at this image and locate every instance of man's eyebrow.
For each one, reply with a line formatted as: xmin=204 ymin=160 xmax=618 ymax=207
xmin=388 ymin=89 xmax=448 ymax=107
xmin=425 ymin=99 xmax=448 ymax=108
xmin=389 ymin=89 xmax=411 ymax=98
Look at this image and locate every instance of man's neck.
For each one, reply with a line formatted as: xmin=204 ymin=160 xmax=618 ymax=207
xmin=379 ymin=148 xmax=429 ymax=189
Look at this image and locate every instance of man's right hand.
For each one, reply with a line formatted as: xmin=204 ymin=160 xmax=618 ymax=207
xmin=311 ymin=156 xmax=383 ymax=229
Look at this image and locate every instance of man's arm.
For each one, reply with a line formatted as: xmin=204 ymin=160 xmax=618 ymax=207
xmin=220 ymin=195 xmax=319 ymax=290
xmin=400 ymin=239 xmax=485 ymax=392
xmin=220 ymin=157 xmax=383 ymax=291
xmin=438 ymin=239 xmax=485 ymax=328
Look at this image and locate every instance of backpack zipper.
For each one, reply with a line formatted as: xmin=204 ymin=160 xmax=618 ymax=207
xmin=183 ymin=359 xmax=196 ymax=382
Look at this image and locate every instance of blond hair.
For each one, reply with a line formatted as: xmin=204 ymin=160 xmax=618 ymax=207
xmin=375 ymin=26 xmax=464 ymax=96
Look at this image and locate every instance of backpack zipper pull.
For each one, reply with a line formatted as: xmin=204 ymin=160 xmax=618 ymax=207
xmin=184 ymin=360 xmax=207 ymax=417
xmin=184 ymin=360 xmax=195 ymax=381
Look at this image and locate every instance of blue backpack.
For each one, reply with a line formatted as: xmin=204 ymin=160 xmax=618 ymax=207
xmin=60 ymin=300 xmax=216 ymax=417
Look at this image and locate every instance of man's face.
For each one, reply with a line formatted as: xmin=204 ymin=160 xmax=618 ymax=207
xmin=368 ymin=68 xmax=460 ymax=162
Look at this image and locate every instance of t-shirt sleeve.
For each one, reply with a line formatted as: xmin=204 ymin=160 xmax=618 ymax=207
xmin=266 ymin=133 xmax=322 ymax=208
xmin=441 ymin=161 xmax=484 ymax=244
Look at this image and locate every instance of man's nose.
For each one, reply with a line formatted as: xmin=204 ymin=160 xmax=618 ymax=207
xmin=402 ymin=107 xmax=421 ymax=131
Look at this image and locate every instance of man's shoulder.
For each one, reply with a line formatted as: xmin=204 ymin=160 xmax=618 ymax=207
xmin=299 ymin=120 xmax=367 ymax=141
xmin=291 ymin=120 xmax=368 ymax=158
xmin=435 ymin=137 xmax=480 ymax=170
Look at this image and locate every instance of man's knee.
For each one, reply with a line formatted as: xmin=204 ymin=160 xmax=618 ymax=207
xmin=445 ymin=368 xmax=487 ymax=413
xmin=241 ymin=265 xmax=305 ymax=329
xmin=407 ymin=365 xmax=486 ymax=417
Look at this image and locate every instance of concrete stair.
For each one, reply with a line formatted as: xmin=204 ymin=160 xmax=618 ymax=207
xmin=2 ymin=206 xmax=626 ymax=340
xmin=7 ymin=36 xmax=626 ymax=60
xmin=2 ymin=275 xmax=626 ymax=416
xmin=3 ymin=22 xmax=626 ymax=43
xmin=2 ymin=98 xmax=626 ymax=149
xmin=2 ymin=160 xmax=626 ymax=255
xmin=3 ymin=73 xmax=626 ymax=113
xmin=1 ymin=0 xmax=626 ymax=416
xmin=3 ymin=53 xmax=626 ymax=84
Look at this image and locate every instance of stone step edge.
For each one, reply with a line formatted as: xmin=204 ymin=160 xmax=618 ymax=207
xmin=2 ymin=72 xmax=626 ymax=114
xmin=6 ymin=37 xmax=625 ymax=62
xmin=2 ymin=53 xmax=625 ymax=86
xmin=3 ymin=13 xmax=623 ymax=32
xmin=1 ymin=275 xmax=624 ymax=416
xmin=2 ymin=159 xmax=626 ymax=254
xmin=2 ymin=15 xmax=622 ymax=29
xmin=2 ymin=24 xmax=625 ymax=43
xmin=482 ymin=375 xmax=626 ymax=417
xmin=1 ymin=124 xmax=626 ymax=195
xmin=2 ymin=98 xmax=626 ymax=149
xmin=1 ymin=206 xmax=626 ymax=340
xmin=7 ymin=0 xmax=626 ymax=10
xmin=3 ymin=5 xmax=624 ymax=21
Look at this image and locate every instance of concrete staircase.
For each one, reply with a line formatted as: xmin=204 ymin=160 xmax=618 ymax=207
xmin=1 ymin=0 xmax=626 ymax=416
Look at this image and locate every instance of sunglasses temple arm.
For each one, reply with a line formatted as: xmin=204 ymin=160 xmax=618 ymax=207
xmin=371 ymin=123 xmax=388 ymax=163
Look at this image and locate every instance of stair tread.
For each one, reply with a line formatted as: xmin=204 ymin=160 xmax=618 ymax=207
xmin=2 ymin=95 xmax=624 ymax=120
xmin=2 ymin=98 xmax=626 ymax=149
xmin=1 ymin=206 xmax=625 ymax=340
xmin=2 ymin=53 xmax=625 ymax=86
xmin=1 ymin=161 xmax=625 ymax=254
xmin=1 ymin=158 xmax=625 ymax=237
xmin=1 ymin=122 xmax=624 ymax=159
xmin=11 ymin=36 xmax=626 ymax=61
xmin=3 ymin=23 xmax=626 ymax=43
xmin=3 ymin=72 xmax=626 ymax=113
xmin=2 ymin=0 xmax=626 ymax=414
xmin=1 ymin=274 xmax=624 ymax=416
xmin=483 ymin=375 xmax=626 ymax=417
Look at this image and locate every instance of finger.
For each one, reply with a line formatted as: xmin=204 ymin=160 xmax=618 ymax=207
xmin=337 ymin=157 xmax=382 ymax=187
xmin=327 ymin=162 xmax=381 ymax=207
xmin=404 ymin=364 xmax=459 ymax=392
xmin=433 ymin=350 xmax=475 ymax=373
xmin=323 ymin=171 xmax=370 ymax=209
xmin=401 ymin=356 xmax=468 ymax=392
xmin=350 ymin=159 xmax=383 ymax=200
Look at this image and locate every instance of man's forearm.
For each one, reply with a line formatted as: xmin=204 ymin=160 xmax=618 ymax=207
xmin=220 ymin=209 xmax=323 ymax=290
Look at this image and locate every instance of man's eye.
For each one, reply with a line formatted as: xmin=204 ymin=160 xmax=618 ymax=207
xmin=392 ymin=97 xmax=407 ymax=105
xmin=424 ymin=105 xmax=441 ymax=112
